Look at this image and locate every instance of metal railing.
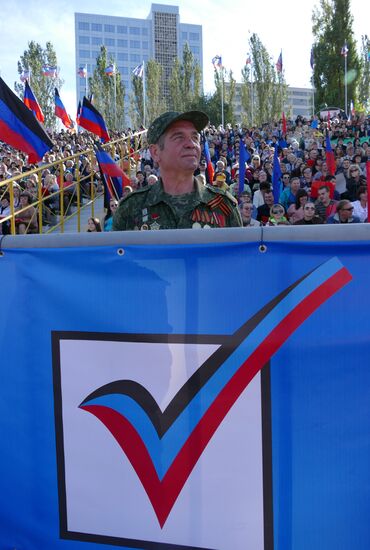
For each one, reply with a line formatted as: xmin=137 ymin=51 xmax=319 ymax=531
xmin=0 ymin=131 xmax=146 ymax=235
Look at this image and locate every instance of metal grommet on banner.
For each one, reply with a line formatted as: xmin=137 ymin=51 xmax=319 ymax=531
xmin=258 ymin=226 xmax=267 ymax=253
xmin=117 ymin=248 xmax=125 ymax=256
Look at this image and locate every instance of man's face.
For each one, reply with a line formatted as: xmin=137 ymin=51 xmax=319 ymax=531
xmin=318 ymin=188 xmax=329 ymax=203
xmin=258 ymin=171 xmax=267 ymax=183
xmin=150 ymin=120 xmax=201 ymax=174
xmin=291 ymin=179 xmax=300 ymax=193
xmin=303 ymin=168 xmax=312 ymax=181
xmin=264 ymin=192 xmax=274 ymax=206
xmin=343 ymin=159 xmax=350 ymax=169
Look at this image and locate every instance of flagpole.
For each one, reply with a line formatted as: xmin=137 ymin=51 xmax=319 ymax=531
xmin=221 ymin=66 xmax=224 ymax=128
xmin=344 ymin=42 xmax=348 ymax=117
xmin=251 ymin=60 xmax=254 ymax=126
xmin=142 ymin=60 xmax=146 ymax=128
xmin=85 ymin=64 xmax=87 ymax=97
xmin=114 ymin=69 xmax=117 ymax=129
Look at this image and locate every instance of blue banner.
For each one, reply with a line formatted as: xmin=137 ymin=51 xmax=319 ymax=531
xmin=0 ymin=239 xmax=369 ymax=549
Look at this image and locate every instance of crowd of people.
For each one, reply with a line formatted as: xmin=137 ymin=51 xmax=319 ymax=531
xmin=0 ymin=112 xmax=369 ymax=234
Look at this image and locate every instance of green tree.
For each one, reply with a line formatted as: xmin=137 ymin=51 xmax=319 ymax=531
xmin=212 ymin=67 xmax=236 ymax=126
xmin=88 ymin=46 xmax=125 ymax=130
xmin=15 ymin=41 xmax=64 ymax=130
xmin=312 ymin=0 xmax=360 ymax=113
xmin=357 ymin=35 xmax=370 ymax=112
xmin=246 ymin=34 xmax=286 ymax=126
xmin=129 ymin=59 xmax=166 ymax=128
xmin=168 ymin=43 xmax=201 ymax=111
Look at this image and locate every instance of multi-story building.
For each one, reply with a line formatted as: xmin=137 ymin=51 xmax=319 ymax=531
xmin=75 ymin=4 xmax=202 ymax=109
xmin=231 ymin=83 xmax=314 ymax=124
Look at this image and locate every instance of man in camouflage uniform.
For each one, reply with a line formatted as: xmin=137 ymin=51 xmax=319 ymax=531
xmin=113 ymin=111 xmax=242 ymax=230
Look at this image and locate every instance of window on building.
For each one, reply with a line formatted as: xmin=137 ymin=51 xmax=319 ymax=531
xmin=130 ymin=54 xmax=140 ymax=62
xmin=104 ymin=24 xmax=115 ymax=33
xmin=189 ymin=32 xmax=199 ymax=41
xmin=117 ymin=39 xmax=128 ymax=48
xmin=91 ymin=23 xmax=102 ymax=32
xmin=105 ymin=38 xmax=115 ymax=46
xmin=143 ymin=55 xmax=149 ymax=62
xmin=78 ymin=22 xmax=89 ymax=31
xmin=181 ymin=32 xmax=187 ymax=40
xmin=119 ymin=67 xmax=128 ymax=75
xmin=142 ymin=28 xmax=148 ymax=36
xmin=92 ymin=37 xmax=103 ymax=45
xmin=142 ymin=41 xmax=148 ymax=49
xmin=130 ymin=40 xmax=140 ymax=49
xmin=117 ymin=25 xmax=127 ymax=34
xmin=117 ymin=52 xmax=128 ymax=61
xmin=91 ymin=51 xmax=100 ymax=59
xmin=191 ymin=45 xmax=199 ymax=54
xmin=129 ymin=27 xmax=140 ymax=35
xmin=79 ymin=36 xmax=90 ymax=44
xmin=79 ymin=50 xmax=90 ymax=58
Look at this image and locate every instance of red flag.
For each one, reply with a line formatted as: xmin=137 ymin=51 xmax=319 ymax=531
xmin=325 ymin=131 xmax=336 ymax=177
xmin=327 ymin=110 xmax=331 ymax=130
xmin=367 ymin=161 xmax=370 ymax=222
xmin=282 ymin=112 xmax=287 ymax=135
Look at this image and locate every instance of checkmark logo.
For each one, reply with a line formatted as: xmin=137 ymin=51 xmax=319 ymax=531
xmin=80 ymin=258 xmax=351 ymax=527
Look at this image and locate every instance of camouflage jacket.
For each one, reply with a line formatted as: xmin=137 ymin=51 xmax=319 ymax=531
xmin=112 ymin=178 xmax=242 ymax=231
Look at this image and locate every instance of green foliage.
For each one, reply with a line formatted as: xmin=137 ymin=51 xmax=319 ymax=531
xmin=312 ymin=0 xmax=360 ymax=112
xmin=129 ymin=60 xmax=166 ymax=128
xmin=241 ymin=34 xmax=287 ymax=127
xmin=357 ymin=35 xmax=370 ymax=112
xmin=15 ymin=41 xmax=64 ymax=130
xmin=88 ymin=46 xmax=125 ymax=130
xmin=168 ymin=43 xmax=201 ymax=111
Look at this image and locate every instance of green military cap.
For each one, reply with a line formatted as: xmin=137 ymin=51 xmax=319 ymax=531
xmin=147 ymin=110 xmax=209 ymax=145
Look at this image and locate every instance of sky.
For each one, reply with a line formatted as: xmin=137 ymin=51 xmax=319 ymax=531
xmin=0 ymin=0 xmax=368 ymax=120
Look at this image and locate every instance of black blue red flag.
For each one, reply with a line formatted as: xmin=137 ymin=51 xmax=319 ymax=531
xmin=0 ymin=77 xmax=53 ymax=163
xmin=79 ymin=96 xmax=109 ymax=143
xmin=54 ymin=88 xmax=73 ymax=129
xmin=95 ymin=144 xmax=130 ymax=202
xmin=23 ymin=80 xmax=44 ymax=123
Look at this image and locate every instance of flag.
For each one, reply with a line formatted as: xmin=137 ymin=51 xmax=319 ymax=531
xmin=76 ymin=101 xmax=82 ymax=126
xmin=20 ymin=70 xmax=30 ymax=83
xmin=245 ymin=55 xmax=252 ymax=65
xmin=77 ymin=66 xmax=87 ymax=78
xmin=54 ymin=88 xmax=73 ymax=129
xmin=327 ymin=110 xmax=331 ymax=130
xmin=272 ymin=144 xmax=282 ymax=204
xmin=105 ymin=64 xmax=116 ymax=77
xmin=341 ymin=44 xmax=348 ymax=57
xmin=238 ymin=141 xmax=251 ymax=197
xmin=310 ymin=47 xmax=314 ymax=70
xmin=0 ymin=76 xmax=53 ymax=163
xmin=203 ymin=138 xmax=214 ymax=184
xmin=325 ymin=131 xmax=336 ymax=177
xmin=132 ymin=63 xmax=144 ymax=78
xmin=42 ymin=65 xmax=58 ymax=78
xmin=23 ymin=80 xmax=44 ymax=124
xmin=276 ymin=51 xmax=283 ymax=73
xmin=212 ymin=55 xmax=222 ymax=69
xmin=282 ymin=112 xmax=287 ymax=135
xmin=95 ymin=144 xmax=130 ymax=202
xmin=79 ymin=96 xmax=109 ymax=142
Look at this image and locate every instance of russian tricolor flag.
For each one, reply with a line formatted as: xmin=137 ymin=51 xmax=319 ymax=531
xmin=0 ymin=77 xmax=53 ymax=163
xmin=23 ymin=80 xmax=44 ymax=123
xmin=79 ymin=96 xmax=110 ymax=143
xmin=54 ymin=88 xmax=73 ymax=129
xmin=95 ymin=145 xmax=130 ymax=201
xmin=325 ymin=130 xmax=336 ymax=176
xmin=203 ymin=138 xmax=214 ymax=183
